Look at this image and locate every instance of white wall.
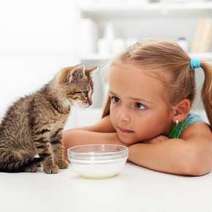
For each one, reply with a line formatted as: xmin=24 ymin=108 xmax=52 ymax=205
xmin=0 ymin=0 xmax=80 ymax=119
xmin=0 ymin=0 xmax=80 ymax=52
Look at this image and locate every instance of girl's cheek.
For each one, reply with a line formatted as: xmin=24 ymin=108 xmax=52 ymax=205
xmin=110 ymin=111 xmax=117 ymax=127
xmin=110 ymin=112 xmax=115 ymax=123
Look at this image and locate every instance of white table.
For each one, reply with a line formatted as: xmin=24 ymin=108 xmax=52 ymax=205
xmin=1 ymin=163 xmax=212 ymax=212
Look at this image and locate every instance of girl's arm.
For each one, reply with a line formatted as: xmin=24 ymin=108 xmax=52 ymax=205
xmin=63 ymin=130 xmax=122 ymax=149
xmin=62 ymin=116 xmax=123 ymax=158
xmin=128 ymin=123 xmax=212 ymax=176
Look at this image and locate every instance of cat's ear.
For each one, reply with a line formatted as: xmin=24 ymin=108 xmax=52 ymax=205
xmin=68 ymin=64 xmax=85 ymax=83
xmin=85 ymin=66 xmax=98 ymax=74
xmin=56 ymin=65 xmax=83 ymax=84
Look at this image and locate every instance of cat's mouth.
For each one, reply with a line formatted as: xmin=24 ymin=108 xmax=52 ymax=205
xmin=81 ymin=91 xmax=92 ymax=106
xmin=71 ymin=91 xmax=82 ymax=95
xmin=69 ymin=91 xmax=86 ymax=95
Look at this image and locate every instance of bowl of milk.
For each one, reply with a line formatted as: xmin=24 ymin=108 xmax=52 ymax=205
xmin=68 ymin=144 xmax=128 ymax=179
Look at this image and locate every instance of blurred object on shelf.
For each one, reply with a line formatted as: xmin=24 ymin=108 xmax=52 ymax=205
xmin=125 ymin=38 xmax=138 ymax=48
xmin=76 ymin=0 xmax=149 ymax=6
xmin=79 ymin=18 xmax=98 ymax=56
xmin=97 ymin=22 xmax=138 ymax=56
xmin=77 ymin=0 xmax=212 ymax=110
xmin=76 ymin=0 xmax=211 ymax=5
xmin=189 ymin=52 xmax=212 ymax=61
xmin=148 ymin=0 xmax=161 ymax=3
xmin=191 ymin=18 xmax=212 ymax=53
xmin=97 ymin=22 xmax=114 ymax=55
xmin=161 ymin=0 xmax=207 ymax=3
xmin=97 ymin=39 xmax=109 ymax=55
xmin=177 ymin=37 xmax=189 ymax=52
xmin=112 ymin=38 xmax=126 ymax=54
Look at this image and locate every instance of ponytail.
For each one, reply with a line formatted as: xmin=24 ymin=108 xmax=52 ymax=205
xmin=201 ymin=61 xmax=212 ymax=126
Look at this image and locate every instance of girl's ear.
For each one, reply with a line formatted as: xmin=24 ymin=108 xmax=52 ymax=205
xmin=172 ymin=99 xmax=191 ymax=122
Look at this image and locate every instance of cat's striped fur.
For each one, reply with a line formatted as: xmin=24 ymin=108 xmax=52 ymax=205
xmin=0 ymin=65 xmax=96 ymax=173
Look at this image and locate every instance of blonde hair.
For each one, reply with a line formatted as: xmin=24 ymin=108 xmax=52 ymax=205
xmin=102 ymin=40 xmax=212 ymax=126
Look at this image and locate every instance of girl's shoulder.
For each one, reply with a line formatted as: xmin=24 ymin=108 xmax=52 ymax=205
xmin=168 ymin=113 xmax=210 ymax=139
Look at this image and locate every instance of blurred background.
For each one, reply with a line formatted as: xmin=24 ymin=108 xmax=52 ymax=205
xmin=0 ymin=0 xmax=211 ymax=128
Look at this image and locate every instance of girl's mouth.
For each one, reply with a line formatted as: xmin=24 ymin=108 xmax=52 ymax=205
xmin=117 ymin=127 xmax=134 ymax=133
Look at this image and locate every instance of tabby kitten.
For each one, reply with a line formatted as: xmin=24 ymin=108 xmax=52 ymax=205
xmin=0 ymin=64 xmax=96 ymax=174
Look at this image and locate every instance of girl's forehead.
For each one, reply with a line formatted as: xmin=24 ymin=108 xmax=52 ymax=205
xmin=108 ymin=62 xmax=169 ymax=103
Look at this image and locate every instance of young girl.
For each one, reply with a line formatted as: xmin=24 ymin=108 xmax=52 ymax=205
xmin=62 ymin=41 xmax=212 ymax=176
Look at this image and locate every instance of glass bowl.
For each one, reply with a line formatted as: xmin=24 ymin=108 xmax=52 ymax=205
xmin=68 ymin=144 xmax=128 ymax=179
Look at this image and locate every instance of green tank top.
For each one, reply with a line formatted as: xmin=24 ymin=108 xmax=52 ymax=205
xmin=168 ymin=113 xmax=203 ymax=139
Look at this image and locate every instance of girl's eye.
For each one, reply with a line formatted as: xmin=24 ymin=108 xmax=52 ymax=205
xmin=111 ymin=96 xmax=120 ymax=104
xmin=135 ymin=102 xmax=146 ymax=110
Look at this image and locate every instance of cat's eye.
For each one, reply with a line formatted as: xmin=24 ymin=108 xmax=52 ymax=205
xmin=78 ymin=72 xmax=84 ymax=78
xmin=72 ymin=70 xmax=84 ymax=80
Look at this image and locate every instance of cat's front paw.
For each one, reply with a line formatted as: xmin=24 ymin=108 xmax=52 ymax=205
xmin=43 ymin=164 xmax=59 ymax=174
xmin=57 ymin=159 xmax=69 ymax=169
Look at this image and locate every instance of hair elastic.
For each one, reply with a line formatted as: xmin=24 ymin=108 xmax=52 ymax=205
xmin=190 ymin=57 xmax=201 ymax=70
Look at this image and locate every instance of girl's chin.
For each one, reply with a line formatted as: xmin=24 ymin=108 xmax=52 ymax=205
xmin=117 ymin=133 xmax=136 ymax=145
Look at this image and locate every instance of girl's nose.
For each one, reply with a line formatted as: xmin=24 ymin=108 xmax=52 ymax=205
xmin=117 ymin=108 xmax=131 ymax=124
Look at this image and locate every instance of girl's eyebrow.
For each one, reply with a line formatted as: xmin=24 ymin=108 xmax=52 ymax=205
xmin=130 ymin=97 xmax=153 ymax=104
xmin=109 ymin=91 xmax=119 ymax=96
xmin=109 ymin=90 xmax=152 ymax=104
